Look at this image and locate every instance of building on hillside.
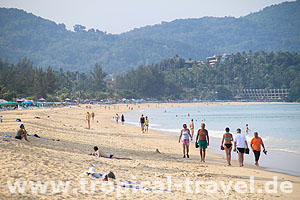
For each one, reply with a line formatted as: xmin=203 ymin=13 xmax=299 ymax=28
xmin=237 ymin=89 xmax=289 ymax=101
xmin=184 ymin=59 xmax=206 ymax=67
xmin=104 ymin=74 xmax=114 ymax=87
xmin=206 ymin=56 xmax=217 ymax=66
xmin=184 ymin=59 xmax=195 ymax=67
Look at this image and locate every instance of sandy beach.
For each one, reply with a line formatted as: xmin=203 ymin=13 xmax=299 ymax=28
xmin=0 ymin=102 xmax=300 ymax=199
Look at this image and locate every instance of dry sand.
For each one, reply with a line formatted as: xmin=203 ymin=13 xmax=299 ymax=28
xmin=0 ymin=102 xmax=299 ymax=199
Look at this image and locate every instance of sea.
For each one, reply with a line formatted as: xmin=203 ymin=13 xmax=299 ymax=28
xmin=125 ymin=103 xmax=300 ymax=177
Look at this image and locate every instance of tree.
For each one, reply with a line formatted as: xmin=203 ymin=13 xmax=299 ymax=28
xmin=73 ymin=24 xmax=86 ymax=32
xmin=90 ymin=63 xmax=107 ymax=92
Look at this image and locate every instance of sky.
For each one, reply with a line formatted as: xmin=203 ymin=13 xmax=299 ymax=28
xmin=0 ymin=0 xmax=293 ymax=34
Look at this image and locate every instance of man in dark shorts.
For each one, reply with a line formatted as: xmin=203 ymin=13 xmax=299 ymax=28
xmin=234 ymin=128 xmax=248 ymax=167
xmin=140 ymin=114 xmax=145 ymax=133
xmin=15 ymin=124 xmax=29 ymax=142
xmin=196 ymin=123 xmax=209 ymax=162
xmin=250 ymin=132 xmax=266 ymax=166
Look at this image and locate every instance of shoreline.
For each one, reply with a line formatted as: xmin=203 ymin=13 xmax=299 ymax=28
xmin=0 ymin=102 xmax=300 ymax=199
xmin=122 ymin=102 xmax=300 ymax=178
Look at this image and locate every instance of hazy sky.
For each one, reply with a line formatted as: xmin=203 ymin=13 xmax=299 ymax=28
xmin=0 ymin=0 xmax=293 ymax=34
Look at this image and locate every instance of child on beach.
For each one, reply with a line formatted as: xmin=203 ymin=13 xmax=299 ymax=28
xmin=178 ymin=124 xmax=192 ymax=158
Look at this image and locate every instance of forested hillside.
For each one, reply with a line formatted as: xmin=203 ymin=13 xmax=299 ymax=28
xmin=0 ymin=1 xmax=299 ymax=73
xmin=116 ymin=51 xmax=300 ymax=101
xmin=1 ymin=51 xmax=300 ymax=102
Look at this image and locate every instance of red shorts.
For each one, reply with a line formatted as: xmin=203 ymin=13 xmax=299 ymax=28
xmin=182 ymin=139 xmax=190 ymax=145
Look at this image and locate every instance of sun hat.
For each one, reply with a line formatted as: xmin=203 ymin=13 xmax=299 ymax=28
xmin=88 ymin=167 xmax=96 ymax=174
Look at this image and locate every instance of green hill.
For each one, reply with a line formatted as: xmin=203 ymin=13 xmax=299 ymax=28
xmin=0 ymin=0 xmax=299 ymax=73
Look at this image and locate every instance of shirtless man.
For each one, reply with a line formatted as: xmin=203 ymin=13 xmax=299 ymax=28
xmin=196 ymin=123 xmax=209 ymax=162
xmin=189 ymin=119 xmax=194 ymax=140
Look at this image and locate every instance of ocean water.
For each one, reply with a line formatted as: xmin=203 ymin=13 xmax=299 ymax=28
xmin=125 ymin=104 xmax=300 ymax=176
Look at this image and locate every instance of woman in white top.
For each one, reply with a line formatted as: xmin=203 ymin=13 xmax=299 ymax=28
xmin=178 ymin=124 xmax=192 ymax=158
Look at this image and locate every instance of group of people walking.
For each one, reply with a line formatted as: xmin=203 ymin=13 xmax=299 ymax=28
xmin=139 ymin=114 xmax=149 ymax=133
xmin=179 ymin=122 xmax=209 ymax=162
xmin=179 ymin=120 xmax=267 ymax=167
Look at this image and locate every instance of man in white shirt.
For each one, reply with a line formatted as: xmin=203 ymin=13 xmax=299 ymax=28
xmin=234 ymin=128 xmax=248 ymax=167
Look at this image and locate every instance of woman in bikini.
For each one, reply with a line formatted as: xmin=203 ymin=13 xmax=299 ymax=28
xmin=221 ymin=127 xmax=233 ymax=166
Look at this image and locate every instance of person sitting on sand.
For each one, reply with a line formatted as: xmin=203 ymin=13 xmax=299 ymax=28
xmin=90 ymin=146 xmax=131 ymax=160
xmin=178 ymin=124 xmax=192 ymax=158
xmin=221 ymin=127 xmax=233 ymax=166
xmin=234 ymin=128 xmax=248 ymax=167
xmin=15 ymin=124 xmax=29 ymax=142
xmin=250 ymin=132 xmax=266 ymax=166
xmin=196 ymin=123 xmax=209 ymax=162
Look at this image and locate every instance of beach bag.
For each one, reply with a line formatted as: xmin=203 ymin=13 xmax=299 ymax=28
xmin=245 ymin=148 xmax=250 ymax=154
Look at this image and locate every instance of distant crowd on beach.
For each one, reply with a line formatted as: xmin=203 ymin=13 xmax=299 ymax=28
xmin=178 ymin=120 xmax=267 ymax=167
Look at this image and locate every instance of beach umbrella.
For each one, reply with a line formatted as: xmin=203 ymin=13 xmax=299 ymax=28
xmin=0 ymin=99 xmax=8 ymax=103
xmin=65 ymin=98 xmax=71 ymax=101
xmin=38 ymin=98 xmax=46 ymax=101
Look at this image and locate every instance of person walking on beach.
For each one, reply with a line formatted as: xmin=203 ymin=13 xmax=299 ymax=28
xmin=145 ymin=116 xmax=149 ymax=133
xmin=246 ymin=124 xmax=251 ymax=135
xmin=86 ymin=112 xmax=91 ymax=130
xmin=140 ymin=114 xmax=145 ymax=133
xmin=178 ymin=124 xmax=192 ymax=158
xmin=234 ymin=128 xmax=248 ymax=167
xmin=190 ymin=119 xmax=194 ymax=140
xmin=221 ymin=127 xmax=233 ymax=166
xmin=15 ymin=124 xmax=29 ymax=141
xmin=115 ymin=113 xmax=120 ymax=124
xmin=250 ymin=132 xmax=266 ymax=166
xmin=121 ymin=114 xmax=125 ymax=125
xmin=91 ymin=112 xmax=95 ymax=120
xmin=196 ymin=123 xmax=209 ymax=162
